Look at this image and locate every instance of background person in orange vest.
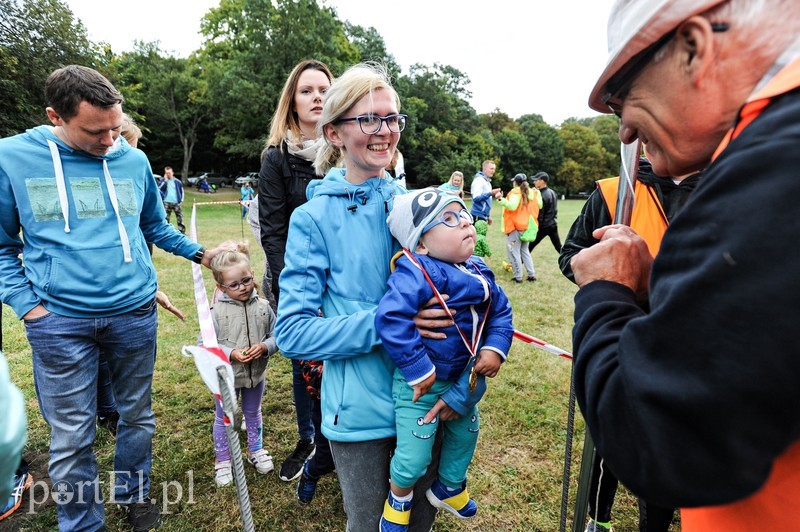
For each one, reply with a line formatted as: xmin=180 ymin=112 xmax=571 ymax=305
xmin=495 ymin=174 xmax=541 ymax=283
xmin=559 ymin=157 xmax=700 ymax=532
xmin=569 ymin=0 xmax=800 ymax=530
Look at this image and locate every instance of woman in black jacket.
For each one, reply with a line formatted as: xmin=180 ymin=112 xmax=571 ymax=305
xmin=258 ymin=59 xmax=334 ymax=487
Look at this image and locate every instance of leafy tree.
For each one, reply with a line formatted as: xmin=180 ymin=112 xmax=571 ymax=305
xmin=200 ymin=0 xmax=359 ymax=161
xmin=517 ymin=113 xmax=564 ymax=180
xmin=394 ymin=63 xmax=481 ymax=186
xmin=0 ymin=0 xmax=99 ymax=136
xmin=494 ymin=128 xmax=533 ymax=184
xmin=589 ymin=114 xmax=622 ymax=176
xmin=107 ymin=43 xmax=210 ymax=181
xmin=479 ymin=109 xmax=516 ymax=136
xmin=558 ymin=121 xmax=610 ymax=194
xmin=343 ymin=22 xmax=400 ymax=81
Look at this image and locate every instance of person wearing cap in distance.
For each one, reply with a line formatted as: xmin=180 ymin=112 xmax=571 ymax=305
xmin=570 ymin=0 xmax=800 ymax=530
xmin=375 ymin=188 xmax=513 ymax=531
xmin=494 ymin=174 xmax=542 ymax=283
xmin=528 ymin=172 xmax=562 ymax=255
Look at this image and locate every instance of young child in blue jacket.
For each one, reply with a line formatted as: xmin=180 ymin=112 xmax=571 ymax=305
xmin=376 ymin=188 xmax=514 ymax=531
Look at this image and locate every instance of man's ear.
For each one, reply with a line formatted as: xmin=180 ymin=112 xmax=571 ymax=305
xmin=324 ymin=123 xmax=344 ymax=148
xmin=415 ymin=239 xmax=429 ymax=256
xmin=46 ymin=107 xmax=63 ymax=126
xmin=675 ymin=16 xmax=717 ymax=84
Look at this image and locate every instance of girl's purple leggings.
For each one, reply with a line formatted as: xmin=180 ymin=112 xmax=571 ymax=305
xmin=213 ymin=379 xmax=265 ymax=462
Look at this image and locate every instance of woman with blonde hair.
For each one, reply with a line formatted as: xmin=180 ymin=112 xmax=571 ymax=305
xmin=257 ymin=59 xmax=333 ymax=484
xmin=276 ymin=63 xmax=476 ymax=531
xmin=438 ymin=171 xmax=464 ymax=198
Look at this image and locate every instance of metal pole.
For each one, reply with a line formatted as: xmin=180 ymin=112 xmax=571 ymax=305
xmin=571 ymin=139 xmax=641 ymax=530
xmin=559 ymin=362 xmax=577 ymax=532
xmin=572 ymin=430 xmax=596 ymax=532
xmin=217 ymin=367 xmax=255 ymax=532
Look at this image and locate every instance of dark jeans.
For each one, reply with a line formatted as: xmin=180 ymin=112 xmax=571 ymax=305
xmin=306 ymin=398 xmax=335 ymax=478
xmin=292 ymin=359 xmax=315 ymax=442
xmin=528 ymin=224 xmax=562 ymax=253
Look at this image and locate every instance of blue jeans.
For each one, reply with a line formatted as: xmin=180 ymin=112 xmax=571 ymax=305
xmin=25 ymin=299 xmax=158 ymax=531
xmin=96 ymin=356 xmax=117 ymax=416
xmin=292 ymin=359 xmax=315 ymax=441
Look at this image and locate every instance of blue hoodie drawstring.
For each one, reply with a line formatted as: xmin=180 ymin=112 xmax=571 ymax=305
xmin=345 ymin=186 xmax=358 ymax=213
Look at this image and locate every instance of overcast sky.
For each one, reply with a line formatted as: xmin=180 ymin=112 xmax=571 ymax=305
xmin=65 ymin=0 xmax=616 ymax=125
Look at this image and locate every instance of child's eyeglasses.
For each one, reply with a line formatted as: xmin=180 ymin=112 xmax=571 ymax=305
xmin=423 ymin=209 xmax=473 ymax=233
xmin=220 ymin=276 xmax=254 ymax=290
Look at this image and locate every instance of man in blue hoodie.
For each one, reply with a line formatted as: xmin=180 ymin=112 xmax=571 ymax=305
xmin=0 ymin=65 xmax=222 ymax=532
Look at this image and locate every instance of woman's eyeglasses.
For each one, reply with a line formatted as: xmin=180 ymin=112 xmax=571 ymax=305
xmin=334 ymin=114 xmax=408 ymax=135
xmin=220 ymin=276 xmax=254 ymax=290
xmin=423 ymin=209 xmax=473 ymax=233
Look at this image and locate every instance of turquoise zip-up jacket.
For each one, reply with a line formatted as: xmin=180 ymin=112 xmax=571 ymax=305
xmin=275 ymin=168 xmax=478 ymax=442
xmin=0 ymin=126 xmax=201 ymax=319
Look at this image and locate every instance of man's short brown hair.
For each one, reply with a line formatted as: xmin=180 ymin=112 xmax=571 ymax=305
xmin=45 ymin=65 xmax=124 ymax=121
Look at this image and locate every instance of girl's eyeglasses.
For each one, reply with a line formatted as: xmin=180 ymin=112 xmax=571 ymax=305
xmin=220 ymin=276 xmax=254 ymax=290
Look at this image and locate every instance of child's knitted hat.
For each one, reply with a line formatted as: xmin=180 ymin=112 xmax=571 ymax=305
xmin=388 ymin=188 xmax=467 ymax=251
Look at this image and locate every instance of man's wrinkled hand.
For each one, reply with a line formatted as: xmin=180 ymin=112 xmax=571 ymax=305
xmin=571 ymin=224 xmax=653 ymax=299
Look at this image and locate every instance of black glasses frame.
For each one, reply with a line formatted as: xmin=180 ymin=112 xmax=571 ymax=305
xmin=334 ymin=113 xmax=408 ymax=135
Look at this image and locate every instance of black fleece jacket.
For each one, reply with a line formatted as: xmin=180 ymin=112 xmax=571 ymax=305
xmin=572 ymin=89 xmax=800 ymax=508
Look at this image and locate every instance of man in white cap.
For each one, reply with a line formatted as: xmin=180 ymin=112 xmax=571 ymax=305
xmin=569 ymin=0 xmax=800 ymax=529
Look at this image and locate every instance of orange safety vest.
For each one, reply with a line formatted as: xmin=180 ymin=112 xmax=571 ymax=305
xmin=596 ymin=177 xmax=668 ymax=257
xmin=681 ymin=56 xmax=800 ymax=531
xmin=502 ymin=188 xmax=539 ymax=235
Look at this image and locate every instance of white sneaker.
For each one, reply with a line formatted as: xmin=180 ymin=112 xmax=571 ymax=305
xmin=247 ymin=449 xmax=274 ymax=474
xmin=214 ymin=461 xmax=233 ymax=487
xmin=240 ymin=419 xmax=247 ymax=432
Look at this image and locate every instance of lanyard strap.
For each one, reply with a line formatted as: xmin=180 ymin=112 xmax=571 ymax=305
xmin=401 ymin=249 xmax=491 ymax=359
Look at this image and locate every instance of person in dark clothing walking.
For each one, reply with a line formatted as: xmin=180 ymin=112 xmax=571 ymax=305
xmin=528 ymin=172 xmax=562 ymax=254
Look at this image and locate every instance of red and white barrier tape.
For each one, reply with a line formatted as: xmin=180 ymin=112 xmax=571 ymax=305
xmin=181 ymin=203 xmax=236 ymax=423
xmin=513 ymin=330 xmax=573 ymax=360
xmin=192 ymin=199 xmax=254 ymax=206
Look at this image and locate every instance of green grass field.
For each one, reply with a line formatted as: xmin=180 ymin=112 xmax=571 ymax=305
xmin=0 ymin=189 xmax=663 ymax=531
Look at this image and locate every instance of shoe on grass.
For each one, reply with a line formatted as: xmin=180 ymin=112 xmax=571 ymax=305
xmin=97 ymin=411 xmax=120 ymax=436
xmin=279 ymin=439 xmax=315 ymax=481
xmin=0 ymin=459 xmax=32 ymax=522
xmin=295 ymin=463 xmax=320 ymax=505
xmin=121 ymin=500 xmax=162 ymax=531
xmin=214 ymin=460 xmax=233 ymax=487
xmin=379 ymin=491 xmax=411 ymax=532
xmin=425 ymin=478 xmax=477 ymax=519
xmin=585 ymin=519 xmax=613 ymax=532
xmin=247 ymin=449 xmax=274 ymax=474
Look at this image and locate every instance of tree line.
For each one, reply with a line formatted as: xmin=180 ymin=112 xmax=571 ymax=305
xmin=1 ymin=0 xmax=622 ymax=195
